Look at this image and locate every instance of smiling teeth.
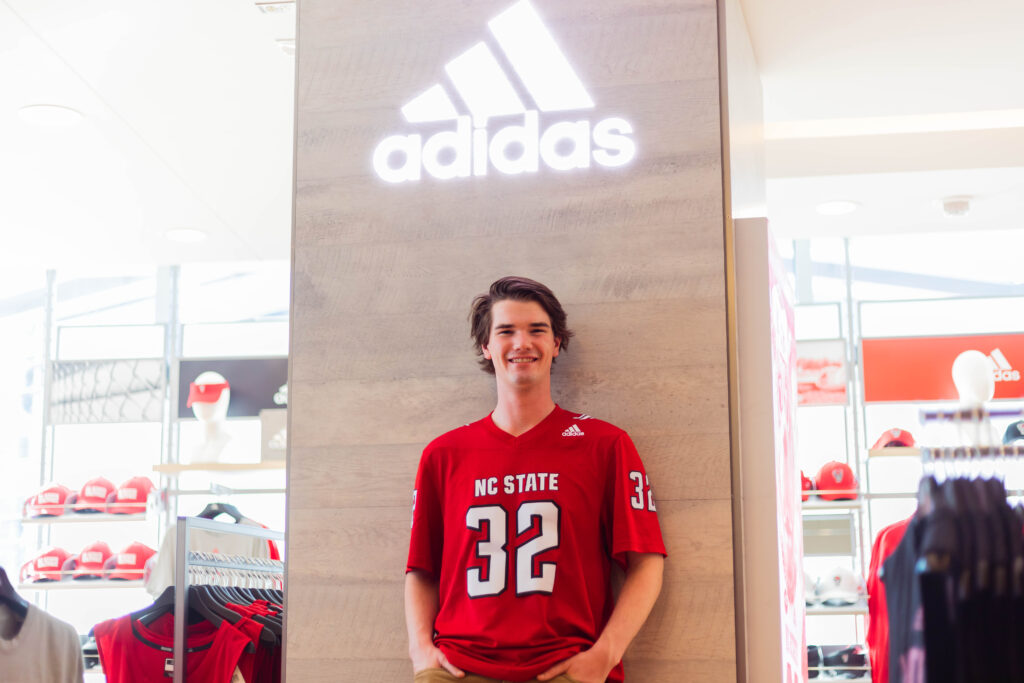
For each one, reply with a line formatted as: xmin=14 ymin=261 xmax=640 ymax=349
xmin=509 ymin=358 xmax=535 ymax=363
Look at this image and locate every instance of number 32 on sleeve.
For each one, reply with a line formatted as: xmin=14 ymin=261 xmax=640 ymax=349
xmin=628 ymin=470 xmax=656 ymax=511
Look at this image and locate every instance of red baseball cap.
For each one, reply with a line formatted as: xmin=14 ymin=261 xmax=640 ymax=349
xmin=815 ymin=461 xmax=858 ymax=501
xmin=106 ymin=542 xmax=157 ymax=581
xmin=73 ymin=477 xmax=116 ymax=513
xmin=72 ymin=541 xmax=113 ymax=580
xmin=109 ymin=476 xmax=155 ymax=514
xmin=24 ymin=483 xmax=73 ymax=517
xmin=801 ymin=470 xmax=815 ymax=502
xmin=872 ymin=428 xmax=916 ymax=450
xmin=21 ymin=547 xmax=72 ymax=583
xmin=187 ymin=381 xmax=230 ymax=407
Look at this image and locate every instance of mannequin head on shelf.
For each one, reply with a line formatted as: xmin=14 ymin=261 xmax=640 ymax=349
xmin=187 ymin=371 xmax=232 ymax=463
xmin=952 ymin=350 xmax=995 ymax=407
xmin=188 ymin=371 xmax=231 ymax=422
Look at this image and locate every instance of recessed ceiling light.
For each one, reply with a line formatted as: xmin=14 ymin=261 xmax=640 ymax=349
xmin=18 ymin=104 xmax=83 ymax=126
xmin=815 ymin=200 xmax=860 ymax=216
xmin=941 ymin=195 xmax=971 ymax=217
xmin=165 ymin=228 xmax=208 ymax=243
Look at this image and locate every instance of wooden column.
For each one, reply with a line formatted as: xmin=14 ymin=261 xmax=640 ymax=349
xmin=287 ymin=0 xmax=736 ymax=680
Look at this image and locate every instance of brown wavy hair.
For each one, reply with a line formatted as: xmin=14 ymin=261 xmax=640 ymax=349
xmin=469 ymin=276 xmax=574 ymax=374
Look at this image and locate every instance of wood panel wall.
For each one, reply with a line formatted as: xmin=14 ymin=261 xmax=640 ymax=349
xmin=287 ymin=0 xmax=736 ymax=680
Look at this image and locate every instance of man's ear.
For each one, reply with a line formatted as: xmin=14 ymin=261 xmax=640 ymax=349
xmin=553 ymin=337 xmax=561 ymax=357
xmin=482 ymin=345 xmax=492 ymax=360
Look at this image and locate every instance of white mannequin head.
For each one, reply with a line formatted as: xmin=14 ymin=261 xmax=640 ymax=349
xmin=189 ymin=371 xmax=231 ymax=423
xmin=951 ymin=350 xmax=995 ymax=406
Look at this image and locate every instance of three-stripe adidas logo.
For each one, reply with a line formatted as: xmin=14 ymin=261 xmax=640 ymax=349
xmin=989 ymin=348 xmax=1021 ymax=382
xmin=562 ymin=424 xmax=585 ymax=437
xmin=372 ymin=0 xmax=636 ymax=183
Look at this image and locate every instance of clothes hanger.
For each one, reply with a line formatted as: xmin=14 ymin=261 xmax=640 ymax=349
xmin=196 ymin=502 xmax=244 ymax=523
xmin=0 ymin=566 xmax=29 ymax=620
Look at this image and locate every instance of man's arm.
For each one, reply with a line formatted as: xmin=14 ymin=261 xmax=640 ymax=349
xmin=405 ymin=569 xmax=465 ymax=677
xmin=536 ymin=552 xmax=665 ymax=683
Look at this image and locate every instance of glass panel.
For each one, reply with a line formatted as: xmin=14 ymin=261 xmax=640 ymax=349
xmin=54 ymin=269 xmax=158 ymax=326
xmin=179 ymin=261 xmax=290 ymax=324
xmin=182 ymin=322 xmax=289 ymax=357
xmin=795 ymin=303 xmax=842 ymax=340
xmin=56 ymin=324 xmax=165 ymax=360
xmin=860 ymin=297 xmax=1024 ymax=337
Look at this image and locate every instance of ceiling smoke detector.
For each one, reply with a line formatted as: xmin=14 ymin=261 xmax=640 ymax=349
xmin=942 ymin=196 xmax=971 ymax=217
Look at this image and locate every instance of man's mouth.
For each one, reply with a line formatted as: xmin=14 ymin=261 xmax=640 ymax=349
xmin=509 ymin=358 xmax=536 ymax=363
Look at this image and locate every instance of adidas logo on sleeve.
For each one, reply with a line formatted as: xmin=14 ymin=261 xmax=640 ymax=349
xmin=373 ymin=0 xmax=636 ymax=183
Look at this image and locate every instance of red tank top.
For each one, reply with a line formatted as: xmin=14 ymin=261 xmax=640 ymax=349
xmin=94 ymin=612 xmax=250 ymax=683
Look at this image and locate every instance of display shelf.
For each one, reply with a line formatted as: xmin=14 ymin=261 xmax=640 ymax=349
xmin=17 ymin=580 xmax=145 ymax=591
xmin=869 ymin=446 xmax=921 ymax=458
xmin=154 ymin=461 xmax=285 ymax=473
xmin=21 ymin=512 xmax=147 ymax=525
xmin=806 ymin=602 xmax=868 ymax=616
xmin=802 ymin=498 xmax=863 ymax=511
xmin=808 ymin=665 xmax=871 ymax=675
xmin=168 ymin=487 xmax=287 ymax=496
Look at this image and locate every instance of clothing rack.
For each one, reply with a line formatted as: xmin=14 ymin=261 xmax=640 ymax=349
xmin=172 ymin=516 xmax=285 ymax=683
xmin=919 ymin=407 xmax=1023 ymax=422
xmin=921 ymin=444 xmax=1024 ymax=461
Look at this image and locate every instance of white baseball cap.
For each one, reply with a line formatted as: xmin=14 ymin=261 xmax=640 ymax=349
xmin=816 ymin=566 xmax=866 ymax=606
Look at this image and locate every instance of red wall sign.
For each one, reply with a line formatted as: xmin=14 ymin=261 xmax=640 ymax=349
xmin=862 ymin=334 xmax=1024 ymax=402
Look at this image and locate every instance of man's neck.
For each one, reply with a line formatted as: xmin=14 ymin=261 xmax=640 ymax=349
xmin=491 ymin=389 xmax=557 ymax=437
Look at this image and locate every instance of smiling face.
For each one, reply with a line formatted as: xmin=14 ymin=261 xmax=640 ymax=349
xmin=481 ymin=299 xmax=561 ymax=391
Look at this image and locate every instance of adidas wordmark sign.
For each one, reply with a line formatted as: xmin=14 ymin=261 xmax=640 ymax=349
xmin=372 ymin=0 xmax=636 ymax=183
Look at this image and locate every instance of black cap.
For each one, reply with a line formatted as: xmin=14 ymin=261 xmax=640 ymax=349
xmin=1004 ymin=420 xmax=1024 ymax=445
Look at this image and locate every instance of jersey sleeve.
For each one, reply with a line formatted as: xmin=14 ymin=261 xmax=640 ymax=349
xmin=608 ymin=433 xmax=667 ymax=567
xmin=406 ymin=448 xmax=444 ymax=576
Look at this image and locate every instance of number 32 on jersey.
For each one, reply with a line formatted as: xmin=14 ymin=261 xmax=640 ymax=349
xmin=465 ymin=501 xmax=560 ymax=598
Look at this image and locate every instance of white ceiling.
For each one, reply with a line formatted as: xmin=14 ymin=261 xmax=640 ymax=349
xmin=0 ymin=0 xmax=294 ymax=273
xmin=3 ymin=0 xmax=1022 ymax=274
xmin=740 ymin=0 xmax=1024 ymax=239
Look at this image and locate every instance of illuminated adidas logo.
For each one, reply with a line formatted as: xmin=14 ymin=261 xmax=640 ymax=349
xmin=372 ymin=0 xmax=636 ymax=183
xmin=989 ymin=348 xmax=1021 ymax=382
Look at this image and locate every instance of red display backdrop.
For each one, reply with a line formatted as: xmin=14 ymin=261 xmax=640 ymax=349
xmin=862 ymin=334 xmax=1024 ymax=402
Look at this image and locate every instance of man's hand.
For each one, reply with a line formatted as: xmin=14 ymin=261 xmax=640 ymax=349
xmin=406 ymin=571 xmax=466 ymax=677
xmin=410 ymin=641 xmax=465 ymax=678
xmin=539 ymin=552 xmax=664 ymax=683
xmin=536 ymin=640 xmax=615 ymax=683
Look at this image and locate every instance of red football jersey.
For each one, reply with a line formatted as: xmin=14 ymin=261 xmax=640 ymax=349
xmin=226 ymin=602 xmax=281 ymax=683
xmin=866 ymin=517 xmax=911 ymax=683
xmin=94 ymin=612 xmax=250 ymax=683
xmin=407 ymin=406 xmax=667 ymax=682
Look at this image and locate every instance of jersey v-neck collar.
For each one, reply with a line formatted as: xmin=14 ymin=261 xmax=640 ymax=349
xmin=484 ymin=405 xmax=564 ymax=446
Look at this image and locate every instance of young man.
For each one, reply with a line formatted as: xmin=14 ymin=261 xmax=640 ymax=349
xmin=406 ymin=276 xmax=666 ymax=683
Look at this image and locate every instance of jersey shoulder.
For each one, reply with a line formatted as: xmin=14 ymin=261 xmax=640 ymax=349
xmin=422 ymin=416 xmax=490 ymax=453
